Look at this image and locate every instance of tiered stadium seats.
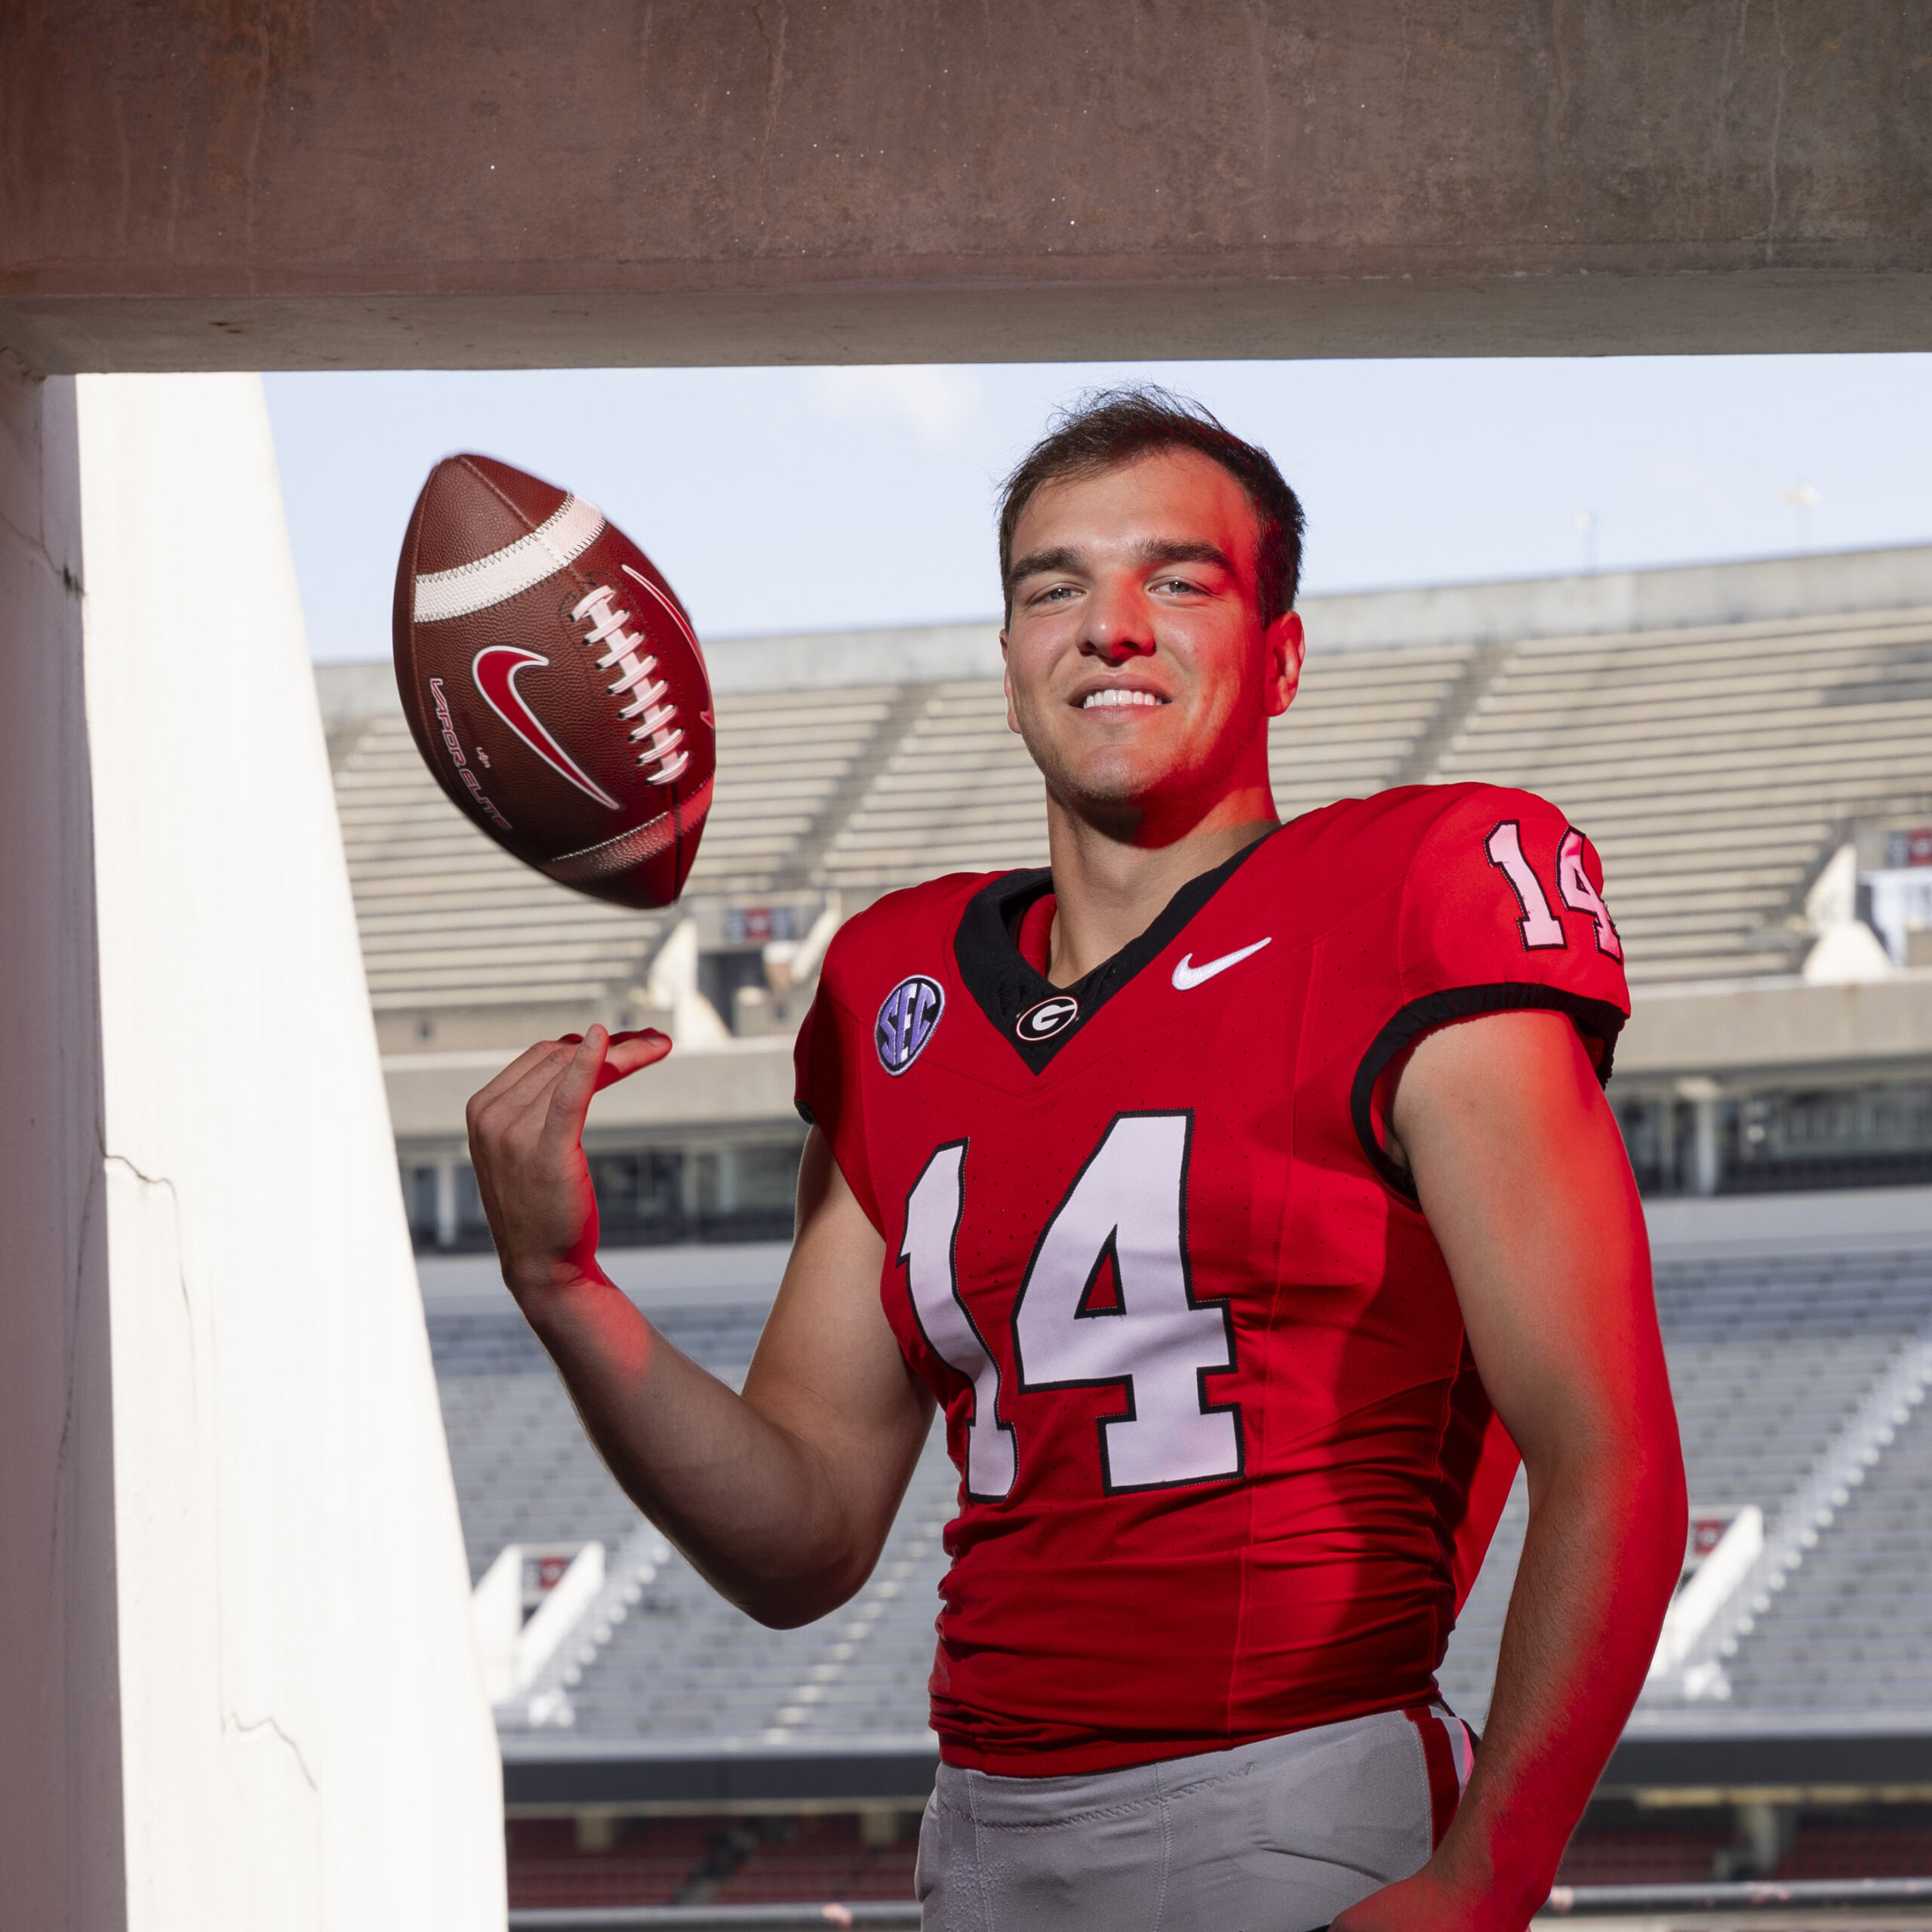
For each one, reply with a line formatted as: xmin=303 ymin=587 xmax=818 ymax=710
xmin=432 ymin=1298 xmax=953 ymax=1749
xmin=1441 ymin=1245 xmax=1932 ymax=1724
xmin=680 ymin=683 xmax=913 ymax=898
xmin=1721 ymin=1334 xmax=1932 ymax=1717
xmin=504 ymin=1816 xmax=714 ymax=1910
xmin=332 ymin=710 xmax=669 ymax=1024
xmin=817 ymin=682 xmax=1050 ymax=891
xmin=1434 ymin=609 xmax=1932 ymax=982
xmin=712 ymin=1815 xmax=917 ymax=1906
xmin=1266 ymin=641 xmax=1475 ymax=820
xmin=328 ymin=586 xmax=1932 ymax=1019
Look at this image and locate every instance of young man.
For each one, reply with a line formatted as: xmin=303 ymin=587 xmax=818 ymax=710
xmin=467 ymin=391 xmax=1686 ymax=1930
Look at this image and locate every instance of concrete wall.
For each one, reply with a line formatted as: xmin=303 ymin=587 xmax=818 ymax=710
xmin=4 ymin=1 xmax=1930 ymax=371
xmin=0 ymin=358 xmax=126 ymax=1929
xmin=0 ymin=367 xmax=507 ymax=1929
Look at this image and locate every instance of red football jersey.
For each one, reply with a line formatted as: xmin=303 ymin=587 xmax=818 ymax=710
xmin=794 ymin=784 xmax=1630 ymax=1776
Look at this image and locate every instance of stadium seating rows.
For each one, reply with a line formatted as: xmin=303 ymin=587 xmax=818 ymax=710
xmin=1439 ymin=1244 xmax=1932 ymax=1722
xmin=435 ymin=1241 xmax=1932 ymax=1758
xmin=328 ymin=595 xmax=1932 ymax=1025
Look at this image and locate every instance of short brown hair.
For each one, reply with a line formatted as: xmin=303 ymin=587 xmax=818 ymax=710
xmin=997 ymin=386 xmax=1306 ymax=626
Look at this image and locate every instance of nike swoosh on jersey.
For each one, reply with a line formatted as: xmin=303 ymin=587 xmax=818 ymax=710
xmin=471 ymin=645 xmax=620 ymax=810
xmin=1171 ymin=937 xmax=1272 ymax=989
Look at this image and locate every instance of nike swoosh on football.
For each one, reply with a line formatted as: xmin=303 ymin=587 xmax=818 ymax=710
xmin=1171 ymin=937 xmax=1272 ymax=989
xmin=471 ymin=645 xmax=620 ymax=811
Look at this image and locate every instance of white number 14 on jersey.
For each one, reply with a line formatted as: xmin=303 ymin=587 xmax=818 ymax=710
xmin=900 ymin=1113 xmax=1244 ymax=1501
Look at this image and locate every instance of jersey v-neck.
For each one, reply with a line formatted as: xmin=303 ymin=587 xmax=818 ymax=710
xmin=953 ymin=830 xmax=1281 ymax=1074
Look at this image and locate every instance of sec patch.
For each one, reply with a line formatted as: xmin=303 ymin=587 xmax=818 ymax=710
xmin=877 ymin=975 xmax=944 ymax=1075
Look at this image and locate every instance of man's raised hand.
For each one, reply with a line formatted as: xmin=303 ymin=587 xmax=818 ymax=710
xmin=465 ymin=1024 xmax=672 ymax=1307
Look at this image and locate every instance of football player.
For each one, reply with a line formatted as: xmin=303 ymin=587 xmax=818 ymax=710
xmin=467 ymin=389 xmax=1686 ymax=1930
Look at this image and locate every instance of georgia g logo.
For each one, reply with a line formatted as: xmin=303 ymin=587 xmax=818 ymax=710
xmin=877 ymin=974 xmax=945 ymax=1075
xmin=1015 ymin=993 xmax=1079 ymax=1041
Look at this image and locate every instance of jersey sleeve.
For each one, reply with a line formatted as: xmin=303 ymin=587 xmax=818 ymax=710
xmin=792 ymin=937 xmax=884 ymax=1234
xmin=1352 ymin=787 xmax=1632 ymax=1201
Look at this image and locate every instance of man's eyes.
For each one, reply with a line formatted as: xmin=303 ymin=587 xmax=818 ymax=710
xmin=1022 ymin=575 xmax=1213 ymax=605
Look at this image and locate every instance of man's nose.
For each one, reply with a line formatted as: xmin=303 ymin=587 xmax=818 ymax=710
xmin=1079 ymin=589 xmax=1155 ymax=664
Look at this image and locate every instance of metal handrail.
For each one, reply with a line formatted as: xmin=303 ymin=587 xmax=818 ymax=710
xmin=510 ymin=1875 xmax=1932 ymax=1927
xmin=510 ymin=1909 xmax=920 ymax=1929
xmin=1546 ymin=1875 xmax=1932 ymax=1912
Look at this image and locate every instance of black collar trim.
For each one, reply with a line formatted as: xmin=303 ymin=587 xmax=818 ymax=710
xmin=953 ymin=833 xmax=1278 ymax=1074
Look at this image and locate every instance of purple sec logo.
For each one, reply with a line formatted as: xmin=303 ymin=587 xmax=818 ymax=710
xmin=876 ymin=974 xmax=944 ymax=1075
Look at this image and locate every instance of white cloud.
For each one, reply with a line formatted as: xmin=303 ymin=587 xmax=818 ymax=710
xmin=803 ymin=365 xmax=986 ymax=450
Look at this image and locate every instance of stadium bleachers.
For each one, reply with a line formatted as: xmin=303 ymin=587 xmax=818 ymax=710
xmin=326 ymin=561 xmax=1932 ymax=1041
xmin=331 ymin=708 xmax=670 ymax=1031
xmin=365 ymin=549 xmax=1932 ymax=1906
xmin=1441 ymin=1243 xmax=1932 ymax=1724
xmin=1433 ymin=610 xmax=1932 ymax=983
xmin=440 ymin=1241 xmax=1932 ymax=1767
xmin=442 ymin=1232 xmax=1932 ymax=1904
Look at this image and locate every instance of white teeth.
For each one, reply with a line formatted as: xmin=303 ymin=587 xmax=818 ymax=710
xmin=1081 ymin=688 xmax=1161 ymax=709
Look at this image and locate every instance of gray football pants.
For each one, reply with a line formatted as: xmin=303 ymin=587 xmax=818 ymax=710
xmin=915 ymin=1704 xmax=1474 ymax=1932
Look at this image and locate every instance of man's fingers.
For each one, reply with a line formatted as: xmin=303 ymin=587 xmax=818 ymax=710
xmin=466 ymin=1036 xmax=576 ymax=1119
xmin=472 ymin=1041 xmax=580 ymax=1140
xmin=543 ymin=1023 xmax=610 ymax=1144
xmin=595 ymin=1029 xmax=672 ymax=1090
xmin=466 ymin=1026 xmax=672 ymax=1146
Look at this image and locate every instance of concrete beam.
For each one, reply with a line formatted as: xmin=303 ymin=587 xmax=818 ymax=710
xmin=4 ymin=2 xmax=1930 ymax=372
xmin=1620 ymin=974 xmax=1932 ymax=1081
xmin=385 ymin=1038 xmax=801 ymax=1141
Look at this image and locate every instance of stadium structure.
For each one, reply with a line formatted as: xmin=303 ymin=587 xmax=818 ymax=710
xmin=321 ymin=543 xmax=1932 ymax=1916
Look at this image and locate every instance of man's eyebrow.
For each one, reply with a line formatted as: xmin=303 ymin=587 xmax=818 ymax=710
xmin=1134 ymin=538 xmax=1235 ymax=573
xmin=1007 ymin=545 xmax=1083 ymax=586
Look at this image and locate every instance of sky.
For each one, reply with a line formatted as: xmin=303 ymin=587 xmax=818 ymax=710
xmin=266 ymin=355 xmax=1932 ymax=663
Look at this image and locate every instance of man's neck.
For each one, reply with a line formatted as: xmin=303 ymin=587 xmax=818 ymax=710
xmin=1039 ymin=787 xmax=1279 ymax=987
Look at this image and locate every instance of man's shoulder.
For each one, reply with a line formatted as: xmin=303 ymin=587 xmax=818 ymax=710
xmin=820 ymin=869 xmax=1015 ymax=1000
xmin=1277 ymin=783 xmax=1567 ymax=859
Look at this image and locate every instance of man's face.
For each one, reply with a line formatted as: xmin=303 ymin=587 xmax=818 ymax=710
xmin=1001 ymin=448 xmax=1303 ymax=838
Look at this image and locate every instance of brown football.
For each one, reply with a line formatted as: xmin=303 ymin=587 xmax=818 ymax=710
xmin=392 ymin=454 xmax=714 ymax=909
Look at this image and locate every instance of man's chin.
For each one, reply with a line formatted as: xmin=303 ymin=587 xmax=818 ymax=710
xmin=1044 ymin=753 xmax=1209 ymax=833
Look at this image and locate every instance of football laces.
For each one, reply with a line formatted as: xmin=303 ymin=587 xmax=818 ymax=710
xmin=571 ymin=584 xmax=691 ymax=785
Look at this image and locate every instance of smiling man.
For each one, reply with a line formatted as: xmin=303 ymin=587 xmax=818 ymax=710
xmin=466 ymin=389 xmax=1686 ymax=1930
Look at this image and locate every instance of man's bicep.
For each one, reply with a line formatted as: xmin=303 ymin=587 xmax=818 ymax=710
xmin=744 ymin=1128 xmax=933 ymax=1517
xmin=1389 ymin=1011 xmax=1666 ymax=1466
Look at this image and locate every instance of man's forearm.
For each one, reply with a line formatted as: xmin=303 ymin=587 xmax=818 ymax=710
xmin=1435 ymin=1442 xmax=1685 ymax=1921
xmin=524 ymin=1272 xmax=869 ymax=1624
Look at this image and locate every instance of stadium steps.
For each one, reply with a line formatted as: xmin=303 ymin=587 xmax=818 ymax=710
xmin=1719 ymin=1340 xmax=1932 ymax=1720
xmin=432 ymin=1298 xmax=952 ymax=1750
xmin=1438 ymin=1247 xmax=1932 ymax=1727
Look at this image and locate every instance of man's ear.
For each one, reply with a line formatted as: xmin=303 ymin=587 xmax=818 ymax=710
xmin=1001 ymin=628 xmax=1020 ymax=734
xmin=1264 ymin=611 xmax=1306 ymax=719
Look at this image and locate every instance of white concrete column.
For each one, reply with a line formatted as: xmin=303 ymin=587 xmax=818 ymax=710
xmin=0 ymin=355 xmax=126 ymax=1929
xmin=1678 ymin=1078 xmax=1724 ymax=1197
xmin=2 ymin=361 xmax=506 ymax=1930
xmin=435 ymin=1158 xmax=461 ymax=1251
